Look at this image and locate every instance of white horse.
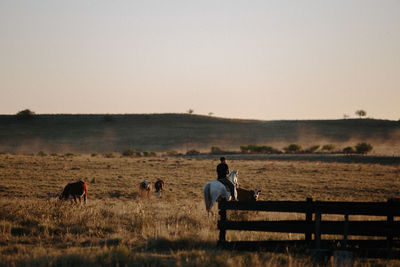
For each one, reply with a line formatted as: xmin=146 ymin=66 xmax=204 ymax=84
xmin=203 ymin=170 xmax=239 ymax=215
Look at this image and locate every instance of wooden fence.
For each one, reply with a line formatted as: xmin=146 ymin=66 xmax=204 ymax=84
xmin=218 ymin=198 xmax=400 ymax=249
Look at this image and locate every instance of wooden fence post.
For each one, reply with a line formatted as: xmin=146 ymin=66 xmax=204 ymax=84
xmin=387 ymin=198 xmax=394 ymax=248
xmin=219 ymin=207 xmax=227 ymax=243
xmin=315 ymin=211 xmax=321 ymax=249
xmin=343 ymin=214 xmax=349 ymax=248
xmin=305 ymin=197 xmax=313 ymax=242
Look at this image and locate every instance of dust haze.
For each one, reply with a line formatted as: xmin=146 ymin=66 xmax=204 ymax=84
xmin=0 ymin=115 xmax=399 ymax=155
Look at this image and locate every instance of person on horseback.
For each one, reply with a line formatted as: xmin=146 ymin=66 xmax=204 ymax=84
xmin=217 ymin=157 xmax=237 ymax=200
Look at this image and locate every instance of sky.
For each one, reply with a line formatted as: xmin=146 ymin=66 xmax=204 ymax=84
xmin=1 ymin=0 xmax=399 ymax=121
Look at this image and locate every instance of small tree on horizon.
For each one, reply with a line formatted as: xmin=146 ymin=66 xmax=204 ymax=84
xmin=187 ymin=109 xmax=194 ymax=114
xmin=355 ymin=110 xmax=367 ymax=119
xmin=16 ymin=109 xmax=36 ymax=120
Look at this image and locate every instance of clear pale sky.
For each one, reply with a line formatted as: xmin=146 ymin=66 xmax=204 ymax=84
xmin=1 ymin=1 xmax=399 ymax=120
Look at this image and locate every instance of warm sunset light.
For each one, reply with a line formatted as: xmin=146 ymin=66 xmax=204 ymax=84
xmin=1 ymin=1 xmax=399 ymax=120
xmin=1 ymin=3 xmax=400 ymax=265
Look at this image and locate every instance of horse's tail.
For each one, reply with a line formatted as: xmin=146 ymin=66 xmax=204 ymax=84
xmin=203 ymin=183 xmax=211 ymax=212
xmin=83 ymin=182 xmax=88 ymax=204
xmin=156 ymin=181 xmax=163 ymax=197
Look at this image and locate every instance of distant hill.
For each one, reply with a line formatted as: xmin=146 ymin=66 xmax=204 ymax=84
xmin=0 ymin=114 xmax=399 ymax=154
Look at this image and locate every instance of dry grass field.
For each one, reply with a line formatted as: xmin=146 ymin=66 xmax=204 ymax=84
xmin=1 ymin=153 xmax=400 ymax=266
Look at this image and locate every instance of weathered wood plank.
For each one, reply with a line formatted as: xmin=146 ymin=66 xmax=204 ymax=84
xmin=218 ymin=220 xmax=400 ymax=237
xmin=305 ymin=197 xmax=313 ymax=241
xmin=218 ymin=200 xmax=400 ymax=216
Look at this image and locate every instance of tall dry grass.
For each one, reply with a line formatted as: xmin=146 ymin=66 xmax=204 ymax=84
xmin=0 ymin=153 xmax=399 ymax=266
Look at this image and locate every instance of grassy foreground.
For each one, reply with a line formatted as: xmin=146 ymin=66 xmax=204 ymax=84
xmin=0 ymin=153 xmax=400 ymax=266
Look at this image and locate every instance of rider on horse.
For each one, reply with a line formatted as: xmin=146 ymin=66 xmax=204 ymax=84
xmin=217 ymin=157 xmax=237 ymax=200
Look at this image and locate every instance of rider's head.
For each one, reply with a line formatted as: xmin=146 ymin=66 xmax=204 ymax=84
xmin=220 ymin=157 xmax=226 ymax=163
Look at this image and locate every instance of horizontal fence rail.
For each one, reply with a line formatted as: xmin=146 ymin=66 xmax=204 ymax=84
xmin=217 ymin=198 xmax=400 ymax=249
xmin=218 ymin=220 xmax=400 ymax=236
xmin=218 ymin=200 xmax=400 ymax=216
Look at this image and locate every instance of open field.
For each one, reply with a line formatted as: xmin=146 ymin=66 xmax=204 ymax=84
xmin=1 ymin=154 xmax=400 ymax=266
xmin=1 ymin=114 xmax=399 ymax=155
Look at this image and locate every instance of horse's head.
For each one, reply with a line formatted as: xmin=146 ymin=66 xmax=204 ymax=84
xmin=59 ymin=184 xmax=70 ymax=200
xmin=229 ymin=170 xmax=239 ymax=187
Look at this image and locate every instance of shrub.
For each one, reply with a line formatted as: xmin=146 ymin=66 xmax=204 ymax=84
xmin=143 ymin=151 xmax=156 ymax=157
xmin=322 ymin=144 xmax=336 ymax=152
xmin=240 ymin=144 xmax=280 ymax=154
xmin=37 ymin=151 xmax=46 ymax=156
xmin=211 ymin=146 xmax=223 ymax=154
xmin=122 ymin=149 xmax=142 ymax=157
xmin=259 ymin=145 xmax=280 ymax=154
xmin=240 ymin=145 xmax=251 ymax=154
xmin=283 ymin=144 xmax=302 ymax=154
xmin=16 ymin=109 xmax=35 ymax=120
xmin=64 ymin=152 xmax=75 ymax=157
xmin=103 ymin=114 xmax=114 ymax=122
xmin=304 ymin=145 xmax=320 ymax=153
xmin=355 ymin=142 xmax=373 ymax=155
xmin=343 ymin=146 xmax=355 ymax=155
xmin=186 ymin=149 xmax=200 ymax=155
xmin=166 ymin=150 xmax=179 ymax=156
xmin=103 ymin=152 xmax=115 ymax=158
xmin=122 ymin=149 xmax=135 ymax=157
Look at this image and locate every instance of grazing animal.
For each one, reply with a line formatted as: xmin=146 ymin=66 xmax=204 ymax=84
xmin=139 ymin=181 xmax=152 ymax=198
xmin=203 ymin=170 xmax=239 ymax=215
xmin=237 ymin=188 xmax=261 ymax=201
xmin=59 ymin=180 xmax=87 ymax=204
xmin=154 ymin=179 xmax=165 ymax=197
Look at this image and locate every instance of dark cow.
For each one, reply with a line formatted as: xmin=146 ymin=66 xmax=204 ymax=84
xmin=59 ymin=180 xmax=87 ymax=204
xmin=154 ymin=179 xmax=165 ymax=197
xmin=237 ymin=188 xmax=261 ymax=201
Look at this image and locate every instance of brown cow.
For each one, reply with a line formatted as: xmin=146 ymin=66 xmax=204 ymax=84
xmin=154 ymin=179 xmax=165 ymax=197
xmin=139 ymin=181 xmax=152 ymax=198
xmin=237 ymin=188 xmax=261 ymax=201
xmin=59 ymin=180 xmax=87 ymax=204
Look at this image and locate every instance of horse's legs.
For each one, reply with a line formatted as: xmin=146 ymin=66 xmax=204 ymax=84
xmin=73 ymin=195 xmax=77 ymax=203
xmin=207 ymin=210 xmax=214 ymax=217
xmin=209 ymin=198 xmax=217 ymax=211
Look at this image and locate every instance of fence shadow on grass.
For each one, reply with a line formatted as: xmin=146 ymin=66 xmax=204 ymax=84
xmin=142 ymin=238 xmax=216 ymax=251
xmin=219 ymin=239 xmax=400 ymax=259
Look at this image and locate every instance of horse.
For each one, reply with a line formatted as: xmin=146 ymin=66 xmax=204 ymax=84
xmin=154 ymin=179 xmax=165 ymax=197
xmin=139 ymin=181 xmax=152 ymax=198
xmin=59 ymin=180 xmax=87 ymax=204
xmin=237 ymin=188 xmax=261 ymax=201
xmin=203 ymin=170 xmax=239 ymax=215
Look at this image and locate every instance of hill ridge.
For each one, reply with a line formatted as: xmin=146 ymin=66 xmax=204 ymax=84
xmin=0 ymin=114 xmax=399 ymax=154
